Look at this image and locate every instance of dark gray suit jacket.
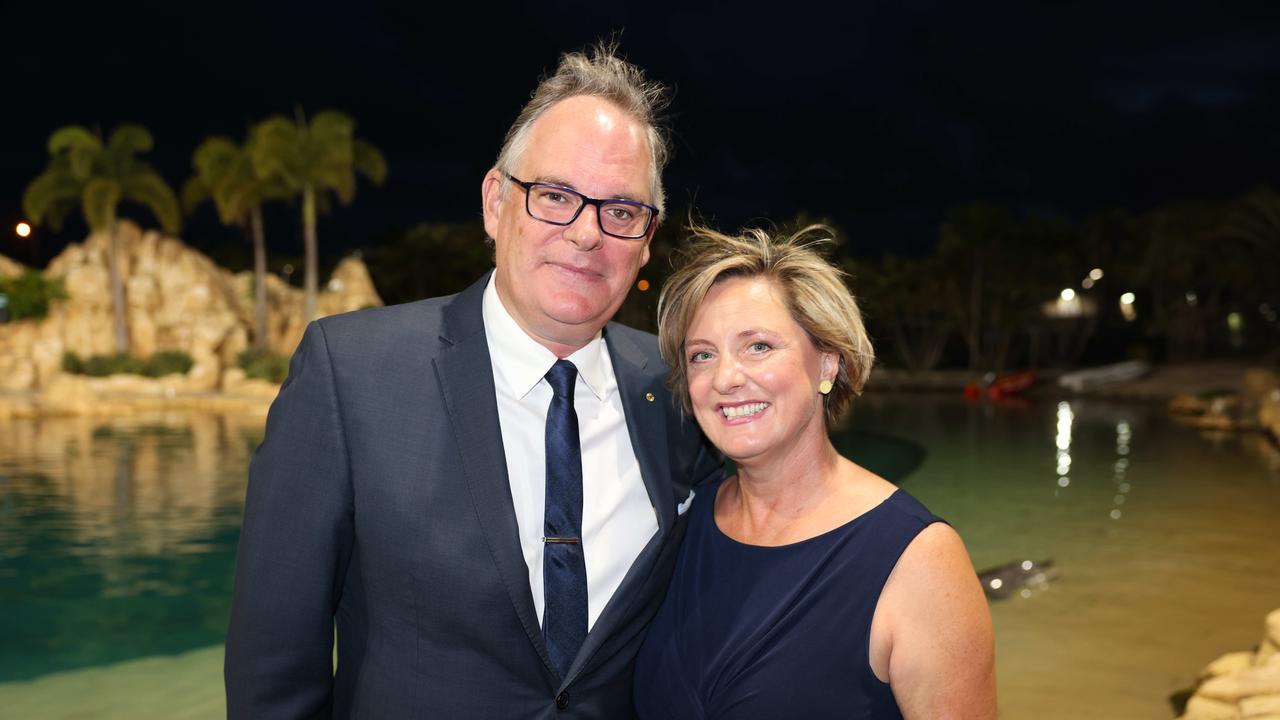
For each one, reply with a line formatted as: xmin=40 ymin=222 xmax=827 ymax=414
xmin=225 ymin=273 xmax=721 ymax=719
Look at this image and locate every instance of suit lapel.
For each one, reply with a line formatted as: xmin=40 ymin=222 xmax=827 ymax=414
xmin=433 ymin=273 xmax=554 ymax=675
xmin=563 ymin=323 xmax=676 ymax=685
xmin=607 ymin=324 xmax=675 ymax=534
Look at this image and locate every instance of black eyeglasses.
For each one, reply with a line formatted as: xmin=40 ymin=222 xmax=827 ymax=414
xmin=505 ymin=173 xmax=657 ymax=240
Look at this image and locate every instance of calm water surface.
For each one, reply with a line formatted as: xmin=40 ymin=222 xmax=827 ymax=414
xmin=0 ymin=398 xmax=1277 ymax=718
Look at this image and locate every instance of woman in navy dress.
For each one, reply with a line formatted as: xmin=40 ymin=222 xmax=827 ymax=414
xmin=635 ymin=225 xmax=995 ymax=719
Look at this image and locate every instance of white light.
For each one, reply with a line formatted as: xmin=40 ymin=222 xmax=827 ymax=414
xmin=1089 ymin=268 xmax=1104 ymax=281
xmin=1120 ymin=292 xmax=1136 ymax=305
xmin=1021 ymin=560 xmax=1033 ymax=571
xmin=1058 ymin=476 xmax=1070 ymax=487
xmin=1082 ymin=278 xmax=1095 ymax=290
xmin=1110 ymin=509 xmax=1122 ymax=520
xmin=990 ymin=578 xmax=1004 ymax=590
xmin=1186 ymin=291 xmax=1198 ymax=306
xmin=15 ymin=222 xmax=31 ymax=238
xmin=1119 ymin=482 xmax=1131 ymax=493
xmin=1060 ymin=288 xmax=1076 ymax=301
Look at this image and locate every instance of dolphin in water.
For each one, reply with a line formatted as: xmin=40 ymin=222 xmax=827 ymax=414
xmin=976 ymin=559 xmax=1056 ymax=600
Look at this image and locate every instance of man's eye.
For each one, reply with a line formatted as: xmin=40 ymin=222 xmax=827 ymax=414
xmin=606 ymin=206 xmax=635 ymax=221
xmin=535 ymin=189 xmax=568 ymax=203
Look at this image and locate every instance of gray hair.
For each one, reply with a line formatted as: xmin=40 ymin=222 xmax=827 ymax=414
xmin=494 ymin=40 xmax=672 ymax=220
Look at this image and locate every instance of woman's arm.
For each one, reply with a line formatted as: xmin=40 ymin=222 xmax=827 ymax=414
xmin=876 ymin=522 xmax=997 ymax=719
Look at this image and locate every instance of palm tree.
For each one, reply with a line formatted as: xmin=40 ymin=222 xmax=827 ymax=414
xmin=22 ymin=124 xmax=180 ymax=353
xmin=250 ymin=109 xmax=386 ymax=322
xmin=183 ymin=136 xmax=288 ymax=350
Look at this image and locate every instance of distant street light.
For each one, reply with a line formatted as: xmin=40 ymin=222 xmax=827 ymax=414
xmin=1089 ymin=268 xmax=1103 ymax=281
xmin=15 ymin=222 xmax=31 ymax=238
xmin=1060 ymin=288 xmax=1076 ymax=302
xmin=1119 ymin=292 xmax=1137 ymax=322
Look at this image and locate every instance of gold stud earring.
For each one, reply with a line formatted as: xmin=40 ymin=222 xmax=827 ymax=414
xmin=819 ymin=379 xmax=833 ymax=395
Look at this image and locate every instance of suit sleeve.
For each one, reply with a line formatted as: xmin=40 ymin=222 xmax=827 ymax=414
xmin=688 ymin=433 xmax=725 ymax=489
xmin=225 ymin=321 xmax=355 ymax=719
xmin=672 ymin=408 xmax=724 ymax=491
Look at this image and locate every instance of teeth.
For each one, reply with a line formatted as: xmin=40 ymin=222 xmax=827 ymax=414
xmin=721 ymin=402 xmax=769 ymax=419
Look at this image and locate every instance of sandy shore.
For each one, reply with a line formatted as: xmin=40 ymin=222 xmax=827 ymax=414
xmin=0 ymin=646 xmax=225 ymax=720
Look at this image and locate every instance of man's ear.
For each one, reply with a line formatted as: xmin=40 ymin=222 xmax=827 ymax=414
xmin=481 ymin=169 xmax=504 ymax=239
xmin=639 ymin=221 xmax=658 ymax=267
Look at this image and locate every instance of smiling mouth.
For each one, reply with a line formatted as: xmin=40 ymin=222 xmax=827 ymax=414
xmin=720 ymin=402 xmax=770 ymax=419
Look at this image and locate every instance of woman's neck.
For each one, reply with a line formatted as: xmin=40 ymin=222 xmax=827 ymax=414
xmin=728 ymin=426 xmax=847 ymax=533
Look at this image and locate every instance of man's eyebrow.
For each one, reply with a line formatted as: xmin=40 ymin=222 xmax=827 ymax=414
xmin=535 ymin=175 xmax=578 ymax=190
xmin=533 ymin=175 xmax=648 ymax=204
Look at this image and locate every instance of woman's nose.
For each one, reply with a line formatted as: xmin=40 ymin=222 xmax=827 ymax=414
xmin=711 ymin=357 xmax=745 ymax=394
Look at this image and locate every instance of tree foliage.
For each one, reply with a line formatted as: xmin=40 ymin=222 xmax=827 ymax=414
xmin=22 ymin=124 xmax=180 ymax=353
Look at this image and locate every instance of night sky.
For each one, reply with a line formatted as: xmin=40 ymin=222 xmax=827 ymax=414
xmin=5 ymin=1 xmax=1280 ymax=265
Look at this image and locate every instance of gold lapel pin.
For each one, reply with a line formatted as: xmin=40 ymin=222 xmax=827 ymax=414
xmin=645 ymin=392 xmax=655 ymax=402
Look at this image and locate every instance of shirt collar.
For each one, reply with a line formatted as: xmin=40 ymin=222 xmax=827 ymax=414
xmin=481 ymin=273 xmax=610 ymax=402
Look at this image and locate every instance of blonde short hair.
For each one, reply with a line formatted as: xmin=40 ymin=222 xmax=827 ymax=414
xmin=494 ymin=40 xmax=671 ymax=220
xmin=657 ymin=224 xmax=875 ymax=427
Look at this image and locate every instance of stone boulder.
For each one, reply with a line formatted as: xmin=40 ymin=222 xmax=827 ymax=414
xmin=1180 ymin=608 xmax=1280 ymax=719
xmin=0 ymin=253 xmax=24 ymax=279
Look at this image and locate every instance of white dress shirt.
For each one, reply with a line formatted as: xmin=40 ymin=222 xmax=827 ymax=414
xmin=482 ymin=276 xmax=658 ymax=630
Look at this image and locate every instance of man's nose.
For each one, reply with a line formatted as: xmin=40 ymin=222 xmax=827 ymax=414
xmin=564 ymin=204 xmax=604 ymax=251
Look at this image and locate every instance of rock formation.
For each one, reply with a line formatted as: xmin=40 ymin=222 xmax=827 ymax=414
xmin=0 ymin=220 xmax=381 ymax=401
xmin=1179 ymin=608 xmax=1280 ymax=719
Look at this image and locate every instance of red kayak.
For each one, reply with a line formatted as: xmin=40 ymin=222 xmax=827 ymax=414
xmin=965 ymin=370 xmax=1039 ymax=400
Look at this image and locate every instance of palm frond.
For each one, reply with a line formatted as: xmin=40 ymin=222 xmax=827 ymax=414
xmin=122 ymin=170 xmax=181 ymax=234
xmin=354 ymin=139 xmax=387 ymax=185
xmin=250 ymin=116 xmax=304 ymax=187
xmin=47 ymin=125 xmax=102 ymax=180
xmin=311 ymin=110 xmax=356 ymax=146
xmin=83 ymin=177 xmax=123 ymax=232
xmin=192 ymin=136 xmax=240 ymax=177
xmin=107 ymin=124 xmax=155 ymax=156
xmin=181 ymin=176 xmax=211 ymax=216
xmin=22 ymin=168 xmax=83 ymax=226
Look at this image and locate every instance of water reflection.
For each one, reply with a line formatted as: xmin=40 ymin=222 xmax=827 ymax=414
xmin=0 ymin=413 xmax=262 ymax=681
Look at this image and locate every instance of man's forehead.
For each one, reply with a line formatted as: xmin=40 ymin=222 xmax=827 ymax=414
xmin=518 ymin=98 xmax=654 ymax=201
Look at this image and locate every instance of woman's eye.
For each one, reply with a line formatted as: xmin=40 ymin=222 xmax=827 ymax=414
xmin=748 ymin=342 xmax=771 ymax=353
xmin=689 ymin=350 xmax=713 ymax=363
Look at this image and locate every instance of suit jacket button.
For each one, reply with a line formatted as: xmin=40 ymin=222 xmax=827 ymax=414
xmin=556 ymin=691 xmax=570 ymax=710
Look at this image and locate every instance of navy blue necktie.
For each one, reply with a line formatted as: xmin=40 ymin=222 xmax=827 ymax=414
xmin=543 ymin=359 xmax=587 ymax=679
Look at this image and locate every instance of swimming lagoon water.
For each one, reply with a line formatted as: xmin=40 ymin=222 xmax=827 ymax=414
xmin=0 ymin=397 xmax=1276 ymax=718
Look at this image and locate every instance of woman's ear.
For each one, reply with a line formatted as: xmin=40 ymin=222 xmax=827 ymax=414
xmin=821 ymin=351 xmax=839 ymax=384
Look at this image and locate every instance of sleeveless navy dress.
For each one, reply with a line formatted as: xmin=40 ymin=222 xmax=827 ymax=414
xmin=633 ymin=479 xmax=943 ymax=719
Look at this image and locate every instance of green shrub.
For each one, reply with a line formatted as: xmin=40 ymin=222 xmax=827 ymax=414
xmin=81 ymin=353 xmax=144 ymax=377
xmin=238 ymin=348 xmax=290 ymax=384
xmin=62 ymin=350 xmax=196 ymax=377
xmin=144 ymin=351 xmax=194 ymax=377
xmin=0 ymin=271 xmax=67 ymax=321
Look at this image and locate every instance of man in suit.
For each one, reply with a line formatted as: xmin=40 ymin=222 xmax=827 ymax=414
xmin=225 ymin=44 xmax=721 ymax=718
